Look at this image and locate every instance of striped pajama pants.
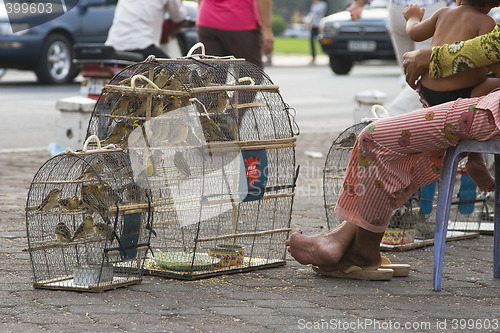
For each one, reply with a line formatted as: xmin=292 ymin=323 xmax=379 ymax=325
xmin=335 ymin=91 xmax=500 ymax=233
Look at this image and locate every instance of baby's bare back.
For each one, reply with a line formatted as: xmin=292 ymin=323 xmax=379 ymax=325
xmin=421 ymin=6 xmax=494 ymax=92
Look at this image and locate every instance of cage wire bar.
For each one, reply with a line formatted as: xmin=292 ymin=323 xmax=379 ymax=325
xmin=84 ymin=53 xmax=298 ymax=279
xmin=25 ymin=147 xmax=153 ymax=291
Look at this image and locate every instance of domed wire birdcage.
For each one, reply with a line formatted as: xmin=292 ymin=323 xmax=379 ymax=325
xmin=323 ymin=106 xmax=492 ymax=250
xmin=25 ymin=137 xmax=153 ymax=291
xmin=84 ymin=44 xmax=299 ymax=279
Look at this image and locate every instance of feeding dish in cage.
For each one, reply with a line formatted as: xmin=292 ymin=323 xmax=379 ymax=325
xmin=152 ymin=251 xmax=219 ymax=271
xmin=25 ymin=137 xmax=154 ymax=291
xmin=82 ymin=48 xmax=298 ymax=279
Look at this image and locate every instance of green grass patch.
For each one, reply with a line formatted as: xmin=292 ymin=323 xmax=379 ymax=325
xmin=273 ymin=37 xmax=324 ymax=55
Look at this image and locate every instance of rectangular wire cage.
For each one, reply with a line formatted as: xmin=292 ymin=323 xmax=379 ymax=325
xmin=85 ymin=53 xmax=298 ymax=279
xmin=25 ymin=148 xmax=154 ymax=291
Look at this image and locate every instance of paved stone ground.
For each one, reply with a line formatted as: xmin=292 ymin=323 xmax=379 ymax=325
xmin=1 ymin=132 xmax=500 ymax=333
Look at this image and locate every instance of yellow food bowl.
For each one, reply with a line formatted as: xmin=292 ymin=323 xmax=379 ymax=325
xmin=208 ymin=244 xmax=245 ymax=267
xmin=382 ymin=229 xmax=415 ymax=245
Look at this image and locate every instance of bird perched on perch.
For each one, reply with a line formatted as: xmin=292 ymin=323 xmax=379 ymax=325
xmin=189 ymin=70 xmax=203 ymax=88
xmin=200 ymin=116 xmax=227 ymax=142
xmin=154 ymin=68 xmax=171 ymax=89
xmin=72 ymin=216 xmax=94 ymax=241
xmin=163 ymin=75 xmax=183 ymax=91
xmin=164 ymin=95 xmax=182 ymax=113
xmin=167 ymin=120 xmax=190 ymax=146
xmin=38 ymin=188 xmax=62 ymax=212
xmin=110 ymin=95 xmax=131 ymax=117
xmin=77 ymin=160 xmax=104 ymax=180
xmin=151 ymin=98 xmax=165 ymax=118
xmin=201 ymin=67 xmax=215 ymax=86
xmin=103 ymin=121 xmax=134 ymax=145
xmin=123 ymin=182 xmax=146 ymax=204
xmin=207 ymin=92 xmax=230 ymax=114
xmin=81 ymin=184 xmax=109 ymax=222
xmin=175 ymin=65 xmax=190 ymax=83
xmin=173 ymin=151 xmax=191 ymax=178
xmin=93 ymin=221 xmax=114 ymax=243
xmin=55 ymin=221 xmax=72 ymax=242
xmin=58 ymin=196 xmax=82 ymax=211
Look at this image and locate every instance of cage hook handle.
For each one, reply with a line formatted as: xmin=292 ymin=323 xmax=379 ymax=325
xmin=187 ymin=42 xmax=206 ymax=57
xmin=83 ymin=135 xmax=102 ymax=151
xmin=371 ymin=104 xmax=390 ymax=119
xmin=130 ymin=74 xmax=161 ymax=90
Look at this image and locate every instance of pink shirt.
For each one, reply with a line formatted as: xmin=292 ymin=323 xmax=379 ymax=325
xmin=197 ymin=0 xmax=261 ymax=31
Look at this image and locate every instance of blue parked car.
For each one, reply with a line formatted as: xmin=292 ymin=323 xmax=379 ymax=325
xmin=0 ymin=0 xmax=198 ymax=84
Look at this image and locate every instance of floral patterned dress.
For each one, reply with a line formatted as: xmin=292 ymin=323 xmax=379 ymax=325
xmin=430 ymin=22 xmax=500 ymax=79
xmin=335 ymin=90 xmax=500 ymax=233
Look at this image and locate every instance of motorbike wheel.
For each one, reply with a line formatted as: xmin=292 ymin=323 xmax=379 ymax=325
xmin=35 ymin=33 xmax=77 ymax=84
xmin=328 ymin=55 xmax=354 ymax=75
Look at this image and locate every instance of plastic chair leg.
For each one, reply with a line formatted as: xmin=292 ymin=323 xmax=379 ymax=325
xmin=494 ymin=155 xmax=500 ymax=278
xmin=433 ymin=147 xmax=461 ymax=291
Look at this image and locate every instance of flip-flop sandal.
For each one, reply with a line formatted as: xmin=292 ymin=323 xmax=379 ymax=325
xmin=380 ymin=256 xmax=411 ymax=277
xmin=312 ymin=265 xmax=394 ymax=281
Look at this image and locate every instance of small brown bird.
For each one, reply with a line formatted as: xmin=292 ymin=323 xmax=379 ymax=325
xmin=173 ymin=151 xmax=191 ymax=178
xmin=175 ymin=65 xmax=190 ymax=83
xmin=200 ymin=67 xmax=215 ymax=86
xmin=58 ymin=196 xmax=82 ymax=211
xmin=72 ymin=216 xmax=94 ymax=241
xmin=132 ymin=98 xmax=149 ymax=117
xmin=189 ymin=70 xmax=203 ymax=88
xmin=164 ymin=95 xmax=182 ymax=114
xmin=103 ymin=121 xmax=134 ymax=145
xmin=338 ymin=132 xmax=357 ymax=148
xmin=38 ymin=188 xmax=62 ymax=212
xmin=55 ymin=222 xmax=72 ymax=242
xmin=200 ymin=116 xmax=227 ymax=142
xmin=153 ymin=68 xmax=171 ymax=89
xmin=167 ymin=120 xmax=190 ymax=145
xmin=206 ymin=92 xmax=229 ymax=114
xmin=151 ymin=98 xmax=165 ymax=117
xmin=163 ymin=76 xmax=183 ymax=91
xmin=93 ymin=222 xmax=114 ymax=243
xmin=81 ymin=184 xmax=108 ymax=221
xmin=123 ymin=182 xmax=145 ymax=204
xmin=77 ymin=161 xmax=104 ymax=180
xmin=149 ymin=121 xmax=170 ymax=144
xmin=110 ymin=95 xmax=131 ymax=116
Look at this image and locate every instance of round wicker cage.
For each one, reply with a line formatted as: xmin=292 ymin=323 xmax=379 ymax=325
xmin=25 ymin=146 xmax=153 ymax=291
xmin=84 ymin=52 xmax=298 ymax=279
xmin=323 ymin=120 xmax=495 ymax=249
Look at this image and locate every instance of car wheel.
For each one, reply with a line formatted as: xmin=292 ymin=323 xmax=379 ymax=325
xmin=328 ymin=55 xmax=354 ymax=75
xmin=35 ymin=33 xmax=75 ymax=84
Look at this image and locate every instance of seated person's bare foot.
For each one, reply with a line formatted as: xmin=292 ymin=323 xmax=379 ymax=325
xmin=330 ymin=227 xmax=385 ymax=272
xmin=285 ymin=222 xmax=357 ymax=271
xmin=465 ymin=153 xmax=495 ymax=192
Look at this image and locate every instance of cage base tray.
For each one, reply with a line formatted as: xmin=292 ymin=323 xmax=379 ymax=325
xmin=143 ymin=257 xmax=285 ymax=280
xmin=380 ymin=231 xmax=479 ymax=252
xmin=33 ymin=276 xmax=142 ymax=292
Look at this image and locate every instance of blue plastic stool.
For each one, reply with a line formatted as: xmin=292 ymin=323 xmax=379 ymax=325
xmin=434 ymin=140 xmax=500 ymax=291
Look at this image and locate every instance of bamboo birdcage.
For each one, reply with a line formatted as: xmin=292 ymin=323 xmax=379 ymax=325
xmin=84 ymin=45 xmax=298 ymax=279
xmin=25 ymin=138 xmax=153 ymax=291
